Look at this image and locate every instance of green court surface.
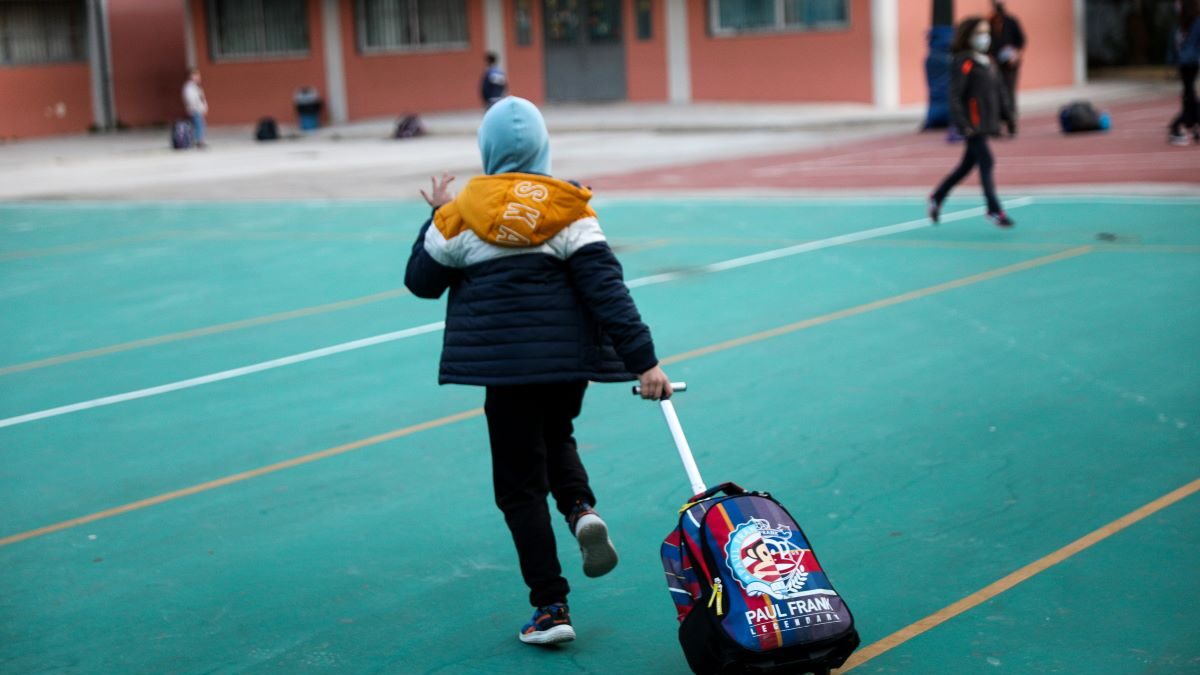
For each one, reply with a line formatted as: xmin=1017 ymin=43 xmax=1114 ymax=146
xmin=1 ymin=196 xmax=1198 ymax=674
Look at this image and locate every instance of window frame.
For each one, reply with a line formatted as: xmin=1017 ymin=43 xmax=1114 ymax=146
xmin=206 ymin=0 xmax=312 ymax=63
xmin=0 ymin=0 xmax=88 ymax=67
xmin=707 ymin=0 xmax=851 ymax=38
xmin=354 ymin=0 xmax=470 ymax=56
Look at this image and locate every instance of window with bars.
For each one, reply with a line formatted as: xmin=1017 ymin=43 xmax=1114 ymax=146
xmin=207 ymin=0 xmax=310 ymax=61
xmin=0 ymin=0 xmax=86 ymax=66
xmin=709 ymin=0 xmax=848 ymax=35
xmin=356 ymin=0 xmax=469 ymax=52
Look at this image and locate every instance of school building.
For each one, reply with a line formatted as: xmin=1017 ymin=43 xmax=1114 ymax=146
xmin=1 ymin=0 xmax=1084 ymax=139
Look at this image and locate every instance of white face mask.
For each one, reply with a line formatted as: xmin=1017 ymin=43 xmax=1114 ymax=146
xmin=971 ymin=33 xmax=992 ymax=53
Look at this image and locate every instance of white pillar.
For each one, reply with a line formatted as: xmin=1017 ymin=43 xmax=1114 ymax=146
xmin=666 ymin=0 xmax=691 ymax=103
xmin=484 ymin=0 xmax=506 ymax=68
xmin=1073 ymin=0 xmax=1087 ymax=86
xmin=182 ymin=0 xmax=198 ymax=69
xmin=871 ymin=0 xmax=900 ymax=109
xmin=321 ymin=0 xmax=349 ymax=123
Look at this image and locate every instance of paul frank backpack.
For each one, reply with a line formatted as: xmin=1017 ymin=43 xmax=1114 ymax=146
xmin=661 ymin=483 xmax=859 ymax=675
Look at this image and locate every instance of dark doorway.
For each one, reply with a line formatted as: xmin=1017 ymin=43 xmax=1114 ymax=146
xmin=542 ymin=0 xmax=627 ymax=102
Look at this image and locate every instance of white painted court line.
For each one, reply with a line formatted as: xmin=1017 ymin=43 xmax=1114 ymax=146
xmin=0 ymin=199 xmax=1033 ymax=430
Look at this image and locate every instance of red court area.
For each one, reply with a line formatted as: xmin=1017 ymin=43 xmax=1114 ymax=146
xmin=588 ymin=97 xmax=1200 ymax=192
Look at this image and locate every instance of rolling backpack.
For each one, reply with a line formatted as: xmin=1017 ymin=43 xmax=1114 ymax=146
xmin=642 ymin=384 xmax=859 ymax=675
xmin=170 ymin=120 xmax=194 ymax=150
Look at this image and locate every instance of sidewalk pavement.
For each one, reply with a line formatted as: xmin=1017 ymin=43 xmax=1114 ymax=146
xmin=0 ymin=80 xmax=1176 ymax=201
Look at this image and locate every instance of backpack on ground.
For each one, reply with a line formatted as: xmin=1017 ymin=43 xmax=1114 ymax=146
xmin=1059 ymin=101 xmax=1108 ymax=133
xmin=643 ymin=385 xmax=860 ymax=675
xmin=171 ymin=120 xmax=194 ymax=150
xmin=255 ymin=117 xmax=280 ymax=141
xmin=394 ymin=114 xmax=426 ymax=139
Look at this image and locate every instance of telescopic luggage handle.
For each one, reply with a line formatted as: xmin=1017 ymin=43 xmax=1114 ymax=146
xmin=631 ymin=382 xmax=707 ymax=495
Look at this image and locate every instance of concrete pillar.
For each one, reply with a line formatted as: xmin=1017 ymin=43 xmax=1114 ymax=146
xmin=1073 ymin=0 xmax=1087 ymax=86
xmin=484 ymin=0 xmax=506 ymax=69
xmin=871 ymin=0 xmax=900 ymax=109
xmin=87 ymin=0 xmax=117 ymax=128
xmin=666 ymin=0 xmax=691 ymax=103
xmin=321 ymin=0 xmax=349 ymax=123
xmin=182 ymin=0 xmax=198 ymax=69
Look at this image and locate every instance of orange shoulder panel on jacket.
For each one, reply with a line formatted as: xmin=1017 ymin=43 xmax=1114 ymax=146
xmin=433 ymin=202 xmax=467 ymax=241
xmin=962 ymin=59 xmax=974 ymax=75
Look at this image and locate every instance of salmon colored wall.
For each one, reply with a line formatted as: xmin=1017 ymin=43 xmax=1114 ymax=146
xmin=341 ymin=0 xmax=488 ymax=118
xmin=897 ymin=0 xmax=1077 ymax=106
xmin=109 ymin=0 xmax=188 ymax=126
xmin=192 ymin=0 xmax=326 ymax=125
xmin=505 ymin=0 xmax=545 ymax=104
xmin=688 ymin=0 xmax=874 ymax=103
xmin=624 ymin=0 xmax=667 ymax=101
xmin=0 ymin=65 xmax=93 ymax=139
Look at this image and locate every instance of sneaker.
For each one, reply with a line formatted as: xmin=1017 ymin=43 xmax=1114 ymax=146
xmin=568 ymin=502 xmax=619 ymax=578
xmin=986 ymin=211 xmax=1015 ymax=228
xmin=1168 ymin=132 xmax=1190 ymax=146
xmin=519 ymin=603 xmax=576 ymax=645
xmin=927 ymin=195 xmax=941 ymax=224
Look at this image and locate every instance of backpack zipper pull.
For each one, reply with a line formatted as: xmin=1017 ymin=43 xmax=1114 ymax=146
xmin=707 ymin=579 xmax=724 ymax=616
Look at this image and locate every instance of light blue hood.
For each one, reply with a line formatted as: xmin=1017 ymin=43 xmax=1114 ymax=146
xmin=477 ymin=96 xmax=551 ymax=175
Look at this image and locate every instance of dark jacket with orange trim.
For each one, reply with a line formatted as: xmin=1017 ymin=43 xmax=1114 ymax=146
xmin=949 ymin=52 xmax=1006 ymax=137
xmin=404 ymin=172 xmax=658 ymax=386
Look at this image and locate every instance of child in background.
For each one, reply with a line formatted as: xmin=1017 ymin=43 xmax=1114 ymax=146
xmin=405 ymin=96 xmax=672 ymax=645
xmin=480 ymin=52 xmax=508 ymax=109
xmin=929 ymin=17 xmax=1015 ymax=228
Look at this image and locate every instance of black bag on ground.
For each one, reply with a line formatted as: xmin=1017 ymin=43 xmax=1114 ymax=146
xmin=394 ymin=114 xmax=426 ymax=139
xmin=171 ymin=120 xmax=194 ymax=150
xmin=1059 ymin=101 xmax=1102 ymax=133
xmin=255 ymin=117 xmax=280 ymax=141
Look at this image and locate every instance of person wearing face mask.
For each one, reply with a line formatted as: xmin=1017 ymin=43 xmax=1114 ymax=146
xmin=928 ymin=17 xmax=1014 ymax=228
xmin=989 ymin=0 xmax=1025 ymax=137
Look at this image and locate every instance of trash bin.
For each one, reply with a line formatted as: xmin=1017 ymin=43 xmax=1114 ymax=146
xmin=294 ymin=86 xmax=322 ymax=131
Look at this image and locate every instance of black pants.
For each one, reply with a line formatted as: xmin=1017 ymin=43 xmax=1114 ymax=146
xmin=484 ymin=381 xmax=595 ymax=608
xmin=1170 ymin=64 xmax=1199 ymax=134
xmin=999 ymin=64 xmax=1020 ymax=133
xmin=933 ymin=134 xmax=1002 ymax=215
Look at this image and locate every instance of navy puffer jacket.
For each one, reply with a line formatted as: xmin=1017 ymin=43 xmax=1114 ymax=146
xmin=404 ymin=171 xmax=658 ymax=385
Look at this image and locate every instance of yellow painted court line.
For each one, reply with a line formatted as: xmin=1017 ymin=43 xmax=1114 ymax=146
xmin=851 ymin=240 xmax=1200 ymax=254
xmin=837 ymin=476 xmax=1200 ymax=672
xmin=0 ymin=233 xmax=166 ymax=261
xmin=0 ymin=409 xmax=484 ymax=548
xmin=0 ymin=246 xmax=1090 ymax=548
xmin=663 ymin=246 xmax=1092 ymax=366
xmin=0 ymin=288 xmax=410 ymax=377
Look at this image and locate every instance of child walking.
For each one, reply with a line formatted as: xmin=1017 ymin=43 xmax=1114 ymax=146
xmin=404 ymin=96 xmax=672 ymax=646
xmin=929 ymin=17 xmax=1015 ymax=228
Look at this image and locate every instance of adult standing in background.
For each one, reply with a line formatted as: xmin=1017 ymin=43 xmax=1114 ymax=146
xmin=989 ymin=0 xmax=1025 ymax=137
xmin=182 ymin=69 xmax=208 ymax=149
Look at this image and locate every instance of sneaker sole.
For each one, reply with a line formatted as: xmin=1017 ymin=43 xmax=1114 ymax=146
xmin=574 ymin=515 xmax=618 ymax=578
xmin=518 ymin=624 xmax=576 ymax=645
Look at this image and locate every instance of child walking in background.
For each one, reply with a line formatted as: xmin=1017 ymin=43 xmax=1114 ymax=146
xmin=929 ymin=17 xmax=1015 ymax=228
xmin=404 ymin=96 xmax=672 ymax=646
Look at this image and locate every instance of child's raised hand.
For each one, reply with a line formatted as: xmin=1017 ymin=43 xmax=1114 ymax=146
xmin=420 ymin=171 xmax=456 ymax=208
